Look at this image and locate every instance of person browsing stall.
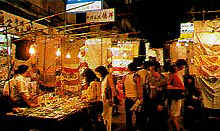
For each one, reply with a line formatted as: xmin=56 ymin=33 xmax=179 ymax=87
xmin=81 ymin=68 xmax=102 ymax=125
xmin=167 ymin=59 xmax=187 ymax=131
xmin=123 ymin=62 xmax=142 ymax=131
xmin=95 ymin=65 xmax=115 ymax=131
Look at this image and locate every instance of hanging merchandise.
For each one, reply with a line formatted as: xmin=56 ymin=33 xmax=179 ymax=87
xmin=190 ymin=20 xmax=220 ymax=109
xmin=85 ymin=38 xmax=112 ymax=69
xmin=196 ymin=77 xmax=220 ymax=109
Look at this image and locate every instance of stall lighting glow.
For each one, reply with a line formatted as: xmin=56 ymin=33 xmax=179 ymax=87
xmin=176 ymin=42 xmax=181 ymax=46
xmin=122 ymin=53 xmax=127 ymax=58
xmin=66 ymin=52 xmax=71 ymax=59
xmin=56 ymin=48 xmax=61 ymax=57
xmin=29 ymin=45 xmax=35 ymax=55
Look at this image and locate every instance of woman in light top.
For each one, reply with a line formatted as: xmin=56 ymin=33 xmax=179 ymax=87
xmin=95 ymin=65 xmax=115 ymax=131
xmin=82 ymin=68 xmax=102 ymax=126
xmin=82 ymin=68 xmax=100 ymax=102
xmin=123 ymin=62 xmax=142 ymax=131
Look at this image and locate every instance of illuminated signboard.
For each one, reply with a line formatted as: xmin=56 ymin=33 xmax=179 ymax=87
xmin=180 ymin=22 xmax=194 ymax=39
xmin=66 ymin=0 xmax=102 ymax=13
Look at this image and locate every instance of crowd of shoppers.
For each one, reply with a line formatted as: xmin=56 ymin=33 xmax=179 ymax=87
xmin=1 ymin=58 xmax=204 ymax=131
xmin=80 ymin=58 xmax=205 ymax=131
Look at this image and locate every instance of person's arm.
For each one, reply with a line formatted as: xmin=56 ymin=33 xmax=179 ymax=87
xmin=167 ymin=84 xmax=185 ymax=90
xmin=134 ymin=74 xmax=143 ymax=101
xmin=3 ymin=81 xmax=10 ymax=96
xmin=167 ymin=74 xmax=184 ymax=90
xmin=18 ymin=81 xmax=39 ymax=107
xmin=107 ymin=74 xmax=116 ymax=98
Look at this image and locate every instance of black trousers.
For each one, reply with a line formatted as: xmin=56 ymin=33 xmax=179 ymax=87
xmin=125 ymin=98 xmax=136 ymax=130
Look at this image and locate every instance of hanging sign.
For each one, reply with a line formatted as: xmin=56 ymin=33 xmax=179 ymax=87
xmin=180 ymin=22 xmax=194 ymax=39
xmin=0 ymin=10 xmax=47 ymax=35
xmin=86 ymin=8 xmax=115 ymax=23
xmin=66 ymin=0 xmax=102 ymax=13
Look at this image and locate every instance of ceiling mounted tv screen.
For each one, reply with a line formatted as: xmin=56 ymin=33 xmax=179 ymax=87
xmin=66 ymin=0 xmax=103 ymax=13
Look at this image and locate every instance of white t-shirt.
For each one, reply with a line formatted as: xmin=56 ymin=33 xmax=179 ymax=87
xmin=124 ymin=73 xmax=137 ymax=98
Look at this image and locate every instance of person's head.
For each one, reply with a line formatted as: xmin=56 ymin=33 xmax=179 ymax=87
xmin=14 ymin=65 xmax=29 ymax=75
xmin=148 ymin=60 xmax=160 ymax=72
xmin=143 ymin=61 xmax=150 ymax=70
xmin=107 ymin=64 xmax=113 ymax=73
xmin=127 ymin=62 xmax=137 ymax=72
xmin=95 ymin=66 xmax=109 ymax=80
xmin=169 ymin=64 xmax=177 ymax=73
xmin=31 ymin=64 xmax=36 ymax=68
xmin=149 ymin=56 xmax=156 ymax=62
xmin=82 ymin=68 xmax=99 ymax=85
xmin=31 ymin=64 xmax=40 ymax=74
xmin=185 ymin=75 xmax=195 ymax=85
xmin=175 ymin=59 xmax=187 ymax=71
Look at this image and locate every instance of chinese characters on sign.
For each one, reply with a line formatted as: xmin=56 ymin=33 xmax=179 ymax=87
xmin=86 ymin=8 xmax=115 ymax=23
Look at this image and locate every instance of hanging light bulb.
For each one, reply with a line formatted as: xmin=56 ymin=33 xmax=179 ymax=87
xmin=29 ymin=45 xmax=35 ymax=55
xmin=123 ymin=53 xmax=127 ymax=58
xmin=56 ymin=48 xmax=61 ymax=57
xmin=66 ymin=52 xmax=71 ymax=59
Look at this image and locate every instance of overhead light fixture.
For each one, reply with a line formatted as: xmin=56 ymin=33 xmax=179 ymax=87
xmin=56 ymin=48 xmax=61 ymax=57
xmin=29 ymin=45 xmax=35 ymax=55
xmin=66 ymin=52 xmax=71 ymax=59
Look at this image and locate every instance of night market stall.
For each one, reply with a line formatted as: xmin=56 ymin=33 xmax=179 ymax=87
xmin=0 ymin=5 xmax=145 ymax=130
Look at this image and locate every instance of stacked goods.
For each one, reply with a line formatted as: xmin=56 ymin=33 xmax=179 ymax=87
xmin=15 ymin=93 xmax=88 ymax=119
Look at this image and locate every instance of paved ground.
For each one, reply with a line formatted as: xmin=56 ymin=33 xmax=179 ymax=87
xmin=112 ymin=100 xmax=127 ymax=131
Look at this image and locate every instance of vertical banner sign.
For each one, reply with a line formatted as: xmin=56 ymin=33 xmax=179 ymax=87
xmin=180 ymin=22 xmax=194 ymax=39
xmin=86 ymin=8 xmax=115 ymax=23
xmin=66 ymin=0 xmax=103 ymax=13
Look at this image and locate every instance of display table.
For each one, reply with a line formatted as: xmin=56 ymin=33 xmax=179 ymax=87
xmin=0 ymin=93 xmax=92 ymax=131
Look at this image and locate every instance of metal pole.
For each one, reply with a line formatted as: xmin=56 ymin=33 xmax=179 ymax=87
xmin=101 ymin=36 xmax=103 ymax=65
xmin=43 ymin=36 xmax=47 ymax=82
xmin=5 ymin=26 xmax=12 ymax=81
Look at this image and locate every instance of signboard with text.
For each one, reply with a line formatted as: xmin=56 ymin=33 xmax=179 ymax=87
xmin=180 ymin=22 xmax=194 ymax=39
xmin=86 ymin=8 xmax=115 ymax=23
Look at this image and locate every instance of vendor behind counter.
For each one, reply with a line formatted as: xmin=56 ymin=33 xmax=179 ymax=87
xmin=2 ymin=65 xmax=39 ymax=112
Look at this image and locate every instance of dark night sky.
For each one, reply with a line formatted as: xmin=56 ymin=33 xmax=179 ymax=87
xmin=76 ymin=0 xmax=220 ymax=48
xmin=124 ymin=0 xmax=220 ymax=48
